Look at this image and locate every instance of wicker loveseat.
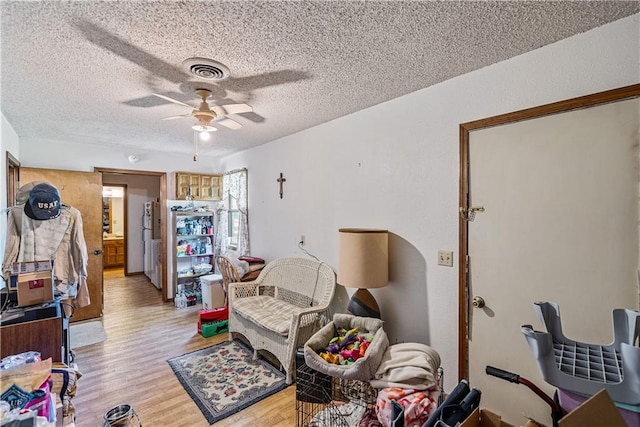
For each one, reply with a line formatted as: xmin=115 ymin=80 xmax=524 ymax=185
xmin=227 ymin=257 xmax=336 ymax=384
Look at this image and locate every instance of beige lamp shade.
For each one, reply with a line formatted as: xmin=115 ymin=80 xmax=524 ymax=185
xmin=337 ymin=228 xmax=388 ymax=289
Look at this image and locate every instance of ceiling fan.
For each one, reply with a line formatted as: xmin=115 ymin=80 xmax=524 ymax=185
xmin=154 ymin=88 xmax=253 ymax=132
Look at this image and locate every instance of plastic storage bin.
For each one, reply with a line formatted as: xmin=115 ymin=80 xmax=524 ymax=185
xmin=199 ymin=320 xmax=229 ymax=338
xmin=199 ymin=307 xmax=228 ymax=323
xmin=199 ymin=274 xmax=225 ymax=309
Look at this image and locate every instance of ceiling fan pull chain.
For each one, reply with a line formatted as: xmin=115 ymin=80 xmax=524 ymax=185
xmin=193 ymin=131 xmax=199 ymax=162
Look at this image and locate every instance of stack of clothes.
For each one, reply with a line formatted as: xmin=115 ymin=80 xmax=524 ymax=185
xmin=0 ymin=352 xmax=82 ymax=426
xmin=371 ymin=343 xmax=442 ymax=427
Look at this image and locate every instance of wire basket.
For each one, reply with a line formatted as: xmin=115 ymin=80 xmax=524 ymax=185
xmin=296 ymin=362 xmax=377 ymax=427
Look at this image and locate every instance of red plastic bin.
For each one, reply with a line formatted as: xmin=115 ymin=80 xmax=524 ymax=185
xmin=199 ymin=306 xmax=228 ymax=322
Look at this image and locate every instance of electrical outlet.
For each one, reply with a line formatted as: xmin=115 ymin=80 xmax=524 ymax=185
xmin=299 ymin=235 xmax=305 ymax=246
xmin=438 ymin=250 xmax=454 ymax=267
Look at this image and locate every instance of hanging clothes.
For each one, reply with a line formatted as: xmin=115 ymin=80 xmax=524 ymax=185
xmin=2 ymin=182 xmax=90 ymax=310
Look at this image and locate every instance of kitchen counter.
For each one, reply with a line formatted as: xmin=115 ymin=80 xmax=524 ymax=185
xmin=103 ymin=235 xmax=124 ymax=241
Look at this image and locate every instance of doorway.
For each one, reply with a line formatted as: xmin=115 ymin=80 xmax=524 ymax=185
xmin=95 ymin=168 xmax=168 ymax=301
xmin=102 ymin=184 xmax=127 ymax=274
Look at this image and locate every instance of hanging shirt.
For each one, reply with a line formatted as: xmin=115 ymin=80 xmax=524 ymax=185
xmin=2 ymin=205 xmax=90 ymax=309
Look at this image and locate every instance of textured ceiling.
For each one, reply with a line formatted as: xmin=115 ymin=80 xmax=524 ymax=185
xmin=1 ymin=1 xmax=638 ymax=158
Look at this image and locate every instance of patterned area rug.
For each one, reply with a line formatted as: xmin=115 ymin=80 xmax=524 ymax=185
xmin=167 ymin=340 xmax=287 ymax=424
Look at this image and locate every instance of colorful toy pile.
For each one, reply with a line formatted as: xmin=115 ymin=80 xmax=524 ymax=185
xmin=318 ymin=326 xmax=375 ymax=365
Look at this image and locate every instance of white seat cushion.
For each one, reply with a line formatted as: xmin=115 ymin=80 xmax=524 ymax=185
xmin=232 ymin=295 xmax=303 ymax=336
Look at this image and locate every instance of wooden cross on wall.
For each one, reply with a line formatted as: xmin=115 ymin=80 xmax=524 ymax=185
xmin=277 ymin=173 xmax=286 ymax=199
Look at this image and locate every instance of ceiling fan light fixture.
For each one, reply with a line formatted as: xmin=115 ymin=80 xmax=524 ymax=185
xmin=192 ymin=124 xmax=217 ymax=132
xmin=199 ymin=131 xmax=211 ymax=141
xmin=182 ymin=57 xmax=230 ymax=81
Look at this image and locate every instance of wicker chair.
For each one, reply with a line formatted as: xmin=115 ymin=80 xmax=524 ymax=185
xmin=216 ymin=255 xmax=242 ymax=305
xmin=227 ymin=257 xmax=336 ymax=384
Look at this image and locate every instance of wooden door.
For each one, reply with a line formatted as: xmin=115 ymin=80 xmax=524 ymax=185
xmin=20 ymin=168 xmax=103 ymax=322
xmin=459 ymin=86 xmax=640 ymax=425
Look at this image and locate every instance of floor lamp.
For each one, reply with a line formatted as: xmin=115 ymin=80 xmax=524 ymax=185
xmin=338 ymin=228 xmax=388 ymax=319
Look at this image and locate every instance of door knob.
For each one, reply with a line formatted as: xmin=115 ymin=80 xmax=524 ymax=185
xmin=472 ymin=296 xmax=486 ymax=308
xmin=93 ymin=249 xmax=103 ymax=255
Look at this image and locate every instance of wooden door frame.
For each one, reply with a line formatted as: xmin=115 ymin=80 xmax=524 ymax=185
xmin=101 ymin=183 xmax=128 ymax=274
xmin=458 ymin=83 xmax=640 ymax=381
xmin=94 ymin=168 xmax=168 ymax=301
xmin=6 ymin=151 xmax=20 ymax=206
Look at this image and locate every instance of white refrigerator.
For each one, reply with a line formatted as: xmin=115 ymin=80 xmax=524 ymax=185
xmin=143 ymin=201 xmax=162 ymax=289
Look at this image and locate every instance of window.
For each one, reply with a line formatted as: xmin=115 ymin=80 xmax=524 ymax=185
xmin=218 ymin=168 xmax=248 ymax=257
xmin=227 ymin=194 xmax=240 ymax=249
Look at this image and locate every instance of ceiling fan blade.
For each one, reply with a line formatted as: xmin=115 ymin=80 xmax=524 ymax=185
xmin=217 ymin=118 xmax=243 ymax=129
xmin=213 ymin=104 xmax=253 ymax=116
xmin=224 ymin=103 xmax=253 ymax=114
xmin=161 ymin=114 xmax=192 ymax=120
xmin=153 ymin=93 xmax=193 ymax=108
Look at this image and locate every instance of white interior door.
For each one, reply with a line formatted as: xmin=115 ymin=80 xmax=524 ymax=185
xmin=466 ymin=98 xmax=639 ymax=425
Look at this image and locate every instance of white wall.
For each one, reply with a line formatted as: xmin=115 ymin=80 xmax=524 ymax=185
xmin=219 ymin=14 xmax=640 ymax=390
xmin=0 ymin=114 xmax=20 ymax=288
xmin=17 ymin=138 xmax=222 ymax=192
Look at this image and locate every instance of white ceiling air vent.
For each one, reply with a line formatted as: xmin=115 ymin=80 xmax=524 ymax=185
xmin=182 ymin=57 xmax=230 ymax=81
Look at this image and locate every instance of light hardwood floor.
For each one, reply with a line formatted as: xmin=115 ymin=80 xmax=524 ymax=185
xmin=72 ymin=269 xmax=296 ymax=426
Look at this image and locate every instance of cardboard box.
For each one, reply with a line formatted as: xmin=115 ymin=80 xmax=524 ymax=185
xmin=9 ymin=261 xmax=53 ymax=291
xmin=460 ymin=408 xmax=515 ymax=427
xmin=16 ymin=261 xmax=54 ymax=307
xmin=557 ymin=389 xmax=627 ymax=427
xmin=558 ymin=388 xmax=639 ymax=426
xmin=462 ymin=389 xmax=626 ymax=427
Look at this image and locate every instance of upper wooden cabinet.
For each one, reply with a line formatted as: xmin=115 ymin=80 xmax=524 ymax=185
xmin=174 ymin=172 xmax=222 ymax=201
